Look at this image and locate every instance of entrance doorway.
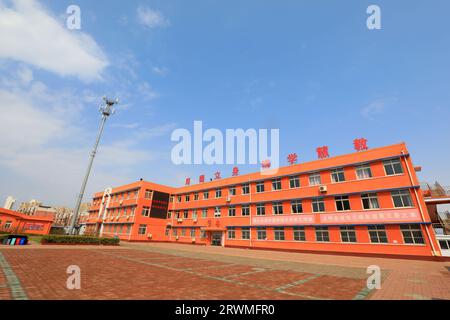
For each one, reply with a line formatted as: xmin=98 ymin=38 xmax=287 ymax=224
xmin=211 ymin=232 xmax=223 ymax=246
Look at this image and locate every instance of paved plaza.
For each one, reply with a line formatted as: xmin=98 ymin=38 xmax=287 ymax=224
xmin=0 ymin=242 xmax=449 ymax=300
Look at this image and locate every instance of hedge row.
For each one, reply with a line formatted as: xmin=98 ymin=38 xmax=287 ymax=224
xmin=41 ymin=235 xmax=120 ymax=246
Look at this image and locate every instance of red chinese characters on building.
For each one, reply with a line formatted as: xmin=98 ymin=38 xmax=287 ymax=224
xmin=261 ymin=159 xmax=271 ymax=169
xmin=353 ymin=138 xmax=369 ymax=152
xmin=232 ymin=167 xmax=239 ymax=176
xmin=287 ymin=153 xmax=298 ymax=165
xmin=199 ymin=175 xmax=205 ymax=183
xmin=214 ymin=171 xmax=221 ymax=180
xmin=316 ymin=146 xmax=329 ymax=159
xmin=185 ymin=177 xmax=191 ymax=186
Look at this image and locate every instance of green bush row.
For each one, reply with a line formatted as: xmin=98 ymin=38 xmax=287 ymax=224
xmin=41 ymin=235 xmax=120 ymax=246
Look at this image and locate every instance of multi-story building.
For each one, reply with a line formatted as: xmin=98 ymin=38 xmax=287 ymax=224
xmin=86 ymin=143 xmax=444 ymax=258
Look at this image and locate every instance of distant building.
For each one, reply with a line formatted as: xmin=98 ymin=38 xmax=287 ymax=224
xmin=3 ymin=196 xmax=16 ymax=210
xmin=18 ymin=200 xmax=56 ymax=218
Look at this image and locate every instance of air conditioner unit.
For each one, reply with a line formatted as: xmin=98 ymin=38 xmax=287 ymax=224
xmin=319 ymin=185 xmax=328 ymax=193
xmin=177 ymin=218 xmax=183 ymax=223
xmin=176 ymin=236 xmax=179 ymax=240
xmin=147 ymin=233 xmax=152 ymax=239
xmin=193 ymin=219 xmax=198 ymax=223
xmin=126 ymin=216 xmax=130 ymax=221
xmin=119 ymin=200 xmax=123 ymax=205
xmin=116 ymin=217 xmax=119 ymax=221
xmin=226 ymin=197 xmax=231 ymax=202
xmin=191 ymin=238 xmax=196 ymax=243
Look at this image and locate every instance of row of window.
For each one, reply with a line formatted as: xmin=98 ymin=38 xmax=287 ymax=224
xmin=92 ymin=189 xmax=141 ymax=206
xmin=167 ymin=190 xmax=414 ymax=219
xmin=225 ymin=224 xmax=424 ymax=245
xmin=0 ymin=220 xmax=12 ymax=229
xmin=174 ymin=159 xmax=404 ymax=203
xmin=103 ymin=224 xmax=132 ymax=235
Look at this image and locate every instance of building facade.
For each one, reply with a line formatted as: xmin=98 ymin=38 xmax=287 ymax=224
xmin=0 ymin=208 xmax=54 ymax=235
xmin=86 ymin=143 xmax=443 ymax=258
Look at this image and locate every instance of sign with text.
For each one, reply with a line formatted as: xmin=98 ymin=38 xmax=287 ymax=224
xmin=319 ymin=209 xmax=421 ymax=225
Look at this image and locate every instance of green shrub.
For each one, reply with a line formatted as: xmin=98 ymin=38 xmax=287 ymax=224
xmin=41 ymin=235 xmax=120 ymax=246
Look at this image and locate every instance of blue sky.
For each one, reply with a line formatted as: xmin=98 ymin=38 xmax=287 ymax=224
xmin=0 ymin=0 xmax=449 ymax=207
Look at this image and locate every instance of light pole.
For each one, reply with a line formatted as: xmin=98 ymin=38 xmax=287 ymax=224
xmin=68 ymin=97 xmax=118 ymax=235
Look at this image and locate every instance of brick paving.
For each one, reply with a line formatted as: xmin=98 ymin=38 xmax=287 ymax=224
xmin=0 ymin=243 xmax=448 ymax=300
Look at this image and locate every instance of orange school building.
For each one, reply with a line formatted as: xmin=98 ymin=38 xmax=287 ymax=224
xmin=86 ymin=143 xmax=443 ymax=258
xmin=0 ymin=208 xmax=54 ymax=235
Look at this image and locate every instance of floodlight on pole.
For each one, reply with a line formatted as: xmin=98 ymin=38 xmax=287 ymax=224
xmin=68 ymin=97 xmax=118 ymax=235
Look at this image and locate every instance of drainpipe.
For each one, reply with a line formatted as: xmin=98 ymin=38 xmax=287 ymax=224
xmin=401 ymin=151 xmax=439 ymax=256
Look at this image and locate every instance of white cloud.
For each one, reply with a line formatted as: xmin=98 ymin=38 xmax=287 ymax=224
xmin=137 ymin=6 xmax=170 ymax=28
xmin=138 ymin=82 xmax=159 ymax=101
xmin=0 ymin=0 xmax=108 ymax=81
xmin=152 ymin=66 xmax=168 ymax=76
xmin=361 ymin=98 xmax=397 ymax=120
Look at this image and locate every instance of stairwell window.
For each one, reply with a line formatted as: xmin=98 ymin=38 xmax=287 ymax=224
xmin=312 ymin=197 xmax=325 ymax=213
xmin=400 ymin=224 xmax=425 ymax=244
xmin=309 ymin=173 xmax=322 ymax=186
xmin=384 ymin=158 xmax=403 ymax=175
xmin=274 ymin=227 xmax=285 ymax=241
xmin=256 ymin=182 xmax=265 ymax=193
xmin=361 ymin=193 xmax=380 ymax=210
xmin=356 ymin=165 xmax=372 ymax=180
xmin=291 ymin=200 xmax=303 ymax=214
xmin=391 ymin=190 xmax=413 ymax=208
xmin=335 ymin=196 xmax=351 ymax=211
xmin=273 ymin=202 xmax=283 ymax=215
xmin=289 ymin=176 xmax=300 ymax=188
xmin=368 ymin=225 xmax=388 ymax=243
xmin=256 ymin=203 xmax=266 ymax=216
xmin=331 ymin=168 xmax=346 ymax=183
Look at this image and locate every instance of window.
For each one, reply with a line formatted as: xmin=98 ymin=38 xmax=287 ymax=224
xmin=177 ymin=195 xmax=182 ymax=203
xmin=340 ymin=226 xmax=357 ymax=242
xmin=361 ymin=193 xmax=380 ymax=210
xmin=312 ymin=198 xmax=325 ymax=213
xmin=192 ymin=210 xmax=198 ymax=219
xmin=293 ymin=227 xmax=306 ymax=241
xmin=190 ymin=228 xmax=196 ymax=238
xmin=183 ymin=210 xmax=189 ymax=219
xmin=172 ymin=228 xmax=178 ymax=236
xmin=203 ymin=191 xmax=209 ymax=199
xmin=214 ymin=207 xmax=221 ymax=217
xmin=335 ymin=196 xmax=351 ymax=211
xmin=229 ymin=187 xmax=236 ymax=196
xmin=194 ymin=193 xmax=199 ymax=201
xmin=256 ymin=203 xmax=266 ymax=216
xmin=272 ymin=179 xmax=282 ymax=190
xmin=273 ymin=202 xmax=283 ymax=215
xmin=138 ymin=224 xmax=147 ymax=235
xmin=181 ymin=228 xmax=186 ymax=236
xmin=228 ymin=227 xmax=236 ymax=239
xmin=145 ymin=189 xmax=153 ymax=199
xmin=175 ymin=211 xmax=180 ymax=219
xmin=228 ymin=206 xmax=236 ymax=217
xmin=256 ymin=182 xmax=265 ymax=193
xmin=200 ymin=230 xmax=206 ymax=239
xmin=315 ymin=227 xmax=329 ymax=242
xmin=439 ymin=239 xmax=449 ymax=250
xmin=242 ymin=184 xmax=250 ymax=194
xmin=392 ymin=190 xmax=413 ymax=208
xmin=400 ymin=224 xmax=424 ymax=244
xmin=257 ymin=227 xmax=267 ymax=240
xmin=142 ymin=206 xmax=151 ymax=217
xmin=368 ymin=225 xmax=388 ymax=243
xmin=309 ymin=173 xmax=322 ymax=186
xmin=331 ymin=168 xmax=346 ymax=183
xmin=356 ymin=165 xmax=372 ymax=180
xmin=215 ymin=189 xmax=222 ymax=198
xmin=4 ymin=221 xmax=12 ymax=229
xmin=185 ymin=195 xmax=190 ymax=202
xmin=202 ymin=209 xmax=208 ymax=218
xmin=291 ymin=200 xmax=303 ymax=214
xmin=274 ymin=227 xmax=285 ymax=241
xmin=130 ymin=207 xmax=136 ymax=216
xmin=241 ymin=205 xmax=250 ymax=216
xmin=384 ymin=159 xmax=403 ymax=175
xmin=167 ymin=211 xmax=172 ymax=219
xmin=242 ymin=227 xmax=250 ymax=240
xmin=289 ymin=176 xmax=300 ymax=188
